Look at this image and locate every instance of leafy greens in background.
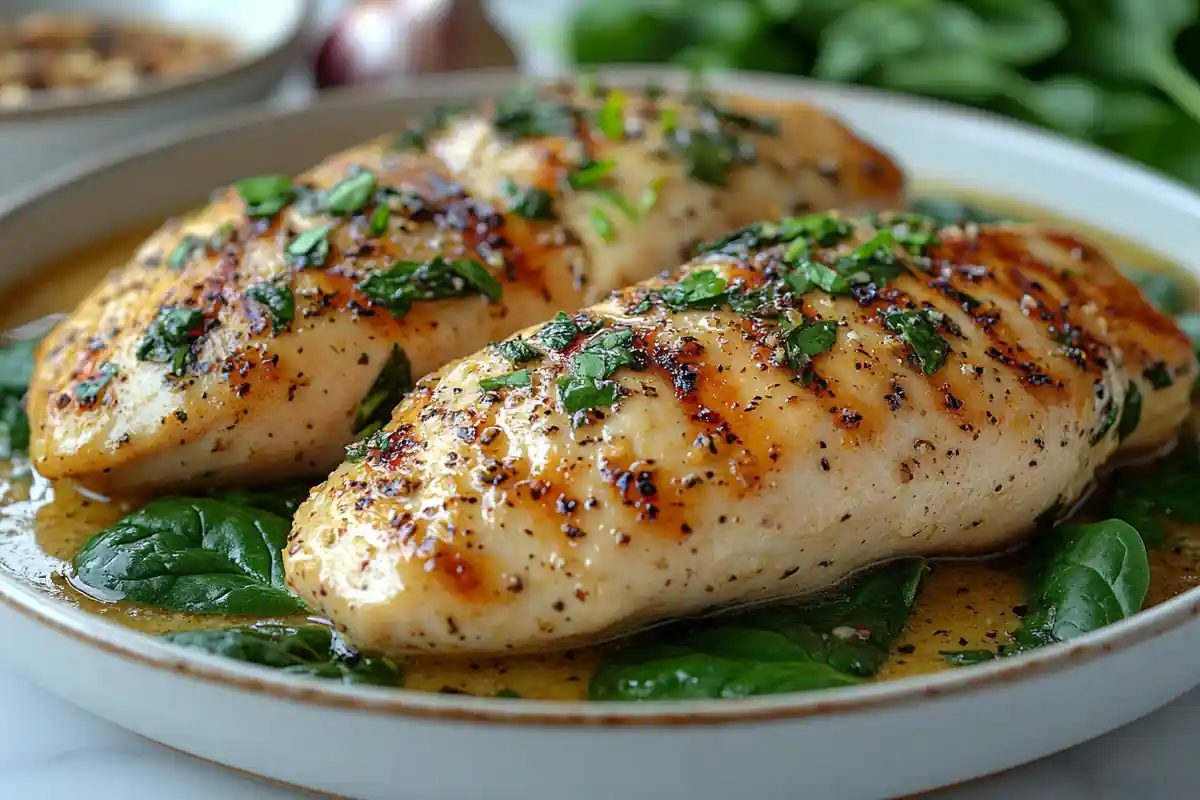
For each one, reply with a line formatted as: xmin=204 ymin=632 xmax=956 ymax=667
xmin=570 ymin=0 xmax=1200 ymax=186
xmin=589 ymin=559 xmax=927 ymax=700
xmin=0 ymin=336 xmax=42 ymax=460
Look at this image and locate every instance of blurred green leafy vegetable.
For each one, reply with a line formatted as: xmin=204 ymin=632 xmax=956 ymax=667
xmin=570 ymin=0 xmax=1200 ymax=185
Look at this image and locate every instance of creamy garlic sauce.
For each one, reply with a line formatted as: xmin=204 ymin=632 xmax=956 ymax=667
xmin=2 ymin=193 xmax=1198 ymax=699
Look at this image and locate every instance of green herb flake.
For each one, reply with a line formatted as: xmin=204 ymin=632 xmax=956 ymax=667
xmin=537 ymin=312 xmax=599 ymax=351
xmin=494 ymin=338 xmax=542 ymax=365
xmin=234 ymin=174 xmax=294 ymax=218
xmin=1143 ymin=362 xmax=1174 ymax=389
xmin=501 ymin=179 xmax=557 ymax=220
xmin=480 ymin=370 xmax=531 ymax=391
xmin=136 ymin=307 xmax=205 ymax=376
xmin=596 ymin=89 xmax=627 ymax=139
xmin=369 ymin=204 xmax=390 ymax=235
xmin=357 ymin=257 xmax=502 ymax=318
xmin=492 ymin=88 xmax=576 ymax=140
xmin=285 ymin=225 xmax=332 ymax=268
xmin=1117 ymin=381 xmax=1142 ymax=442
xmin=246 ymin=283 xmax=294 ymax=334
xmin=589 ymin=206 xmax=616 ymax=241
xmin=558 ymin=375 xmax=620 ymax=415
xmin=568 ymin=159 xmax=616 ymax=190
xmin=168 ymin=235 xmax=204 ymax=270
xmin=659 ymin=270 xmax=728 ymax=311
xmin=353 ymin=345 xmax=413 ymax=436
xmin=882 ymin=308 xmax=950 ymax=375
xmin=325 ymin=169 xmax=377 ymax=216
xmin=784 ymin=319 xmax=839 ymax=380
xmin=73 ymin=362 xmax=118 ymax=406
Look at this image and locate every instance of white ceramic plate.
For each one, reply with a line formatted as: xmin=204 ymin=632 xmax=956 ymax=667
xmin=1 ymin=69 xmax=1198 ymax=800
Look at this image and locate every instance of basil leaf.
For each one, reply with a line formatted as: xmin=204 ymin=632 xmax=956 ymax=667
xmin=480 ymin=370 xmax=531 ymax=391
xmin=358 ymin=257 xmax=501 ymax=317
xmin=324 ymin=169 xmax=377 ymax=216
xmin=285 ymin=225 xmax=332 ymax=268
xmin=882 ymin=308 xmax=950 ymax=375
xmin=246 ymin=283 xmax=294 ymax=334
xmin=74 ymin=362 xmax=117 ymax=406
xmin=590 ymin=560 xmax=927 ymax=701
xmin=353 ymin=345 xmax=413 ymax=436
xmin=235 ymin=175 xmax=294 ymax=218
xmin=163 ymin=623 xmax=402 ymax=686
xmin=501 ymin=180 xmax=557 ymax=220
xmin=73 ymin=498 xmax=308 ymax=615
xmin=494 ymin=338 xmax=542 ymax=365
xmin=369 ymin=204 xmax=390 ymax=235
xmin=136 ymin=307 xmax=205 ymax=376
xmin=784 ymin=319 xmax=839 ymax=382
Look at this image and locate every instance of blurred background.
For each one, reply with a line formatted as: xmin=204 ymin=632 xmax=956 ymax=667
xmin=3 ymin=0 xmax=1200 ymax=194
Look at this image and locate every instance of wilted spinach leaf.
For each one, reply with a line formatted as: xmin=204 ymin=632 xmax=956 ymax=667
xmin=163 ymin=623 xmax=401 ymax=686
xmin=590 ymin=559 xmax=927 ymax=701
xmin=74 ymin=498 xmax=307 ymax=615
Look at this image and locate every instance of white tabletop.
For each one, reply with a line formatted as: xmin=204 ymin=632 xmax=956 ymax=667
xmin=1 ymin=3 xmax=1195 ymax=797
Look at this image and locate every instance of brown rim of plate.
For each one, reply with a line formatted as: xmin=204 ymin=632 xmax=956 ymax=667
xmin=0 ymin=0 xmax=312 ymax=120
xmin=2 ymin=66 xmax=1199 ymax=728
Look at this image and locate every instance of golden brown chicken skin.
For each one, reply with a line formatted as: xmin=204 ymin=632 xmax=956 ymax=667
xmin=286 ymin=212 xmax=1197 ymax=656
xmin=27 ymin=82 xmax=903 ymax=491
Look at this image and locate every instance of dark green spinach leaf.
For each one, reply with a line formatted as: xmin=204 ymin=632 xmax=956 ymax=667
xmin=163 ymin=623 xmax=401 ymax=686
xmin=352 ymin=345 xmax=413 ymax=436
xmin=73 ymin=498 xmax=307 ymax=615
xmin=590 ymin=559 xmax=928 ymax=701
xmin=0 ymin=334 xmax=40 ymax=459
xmin=213 ymin=483 xmax=312 ymax=521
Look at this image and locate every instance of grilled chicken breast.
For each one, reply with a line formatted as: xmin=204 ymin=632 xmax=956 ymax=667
xmin=287 ymin=212 xmax=1197 ymax=655
xmin=27 ymin=83 xmax=902 ymax=492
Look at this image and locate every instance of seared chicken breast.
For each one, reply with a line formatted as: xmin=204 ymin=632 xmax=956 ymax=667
xmin=27 ymin=83 xmax=902 ymax=491
xmin=287 ymin=212 xmax=1197 ymax=655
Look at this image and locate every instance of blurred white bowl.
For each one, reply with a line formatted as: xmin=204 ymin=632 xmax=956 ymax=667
xmin=0 ymin=0 xmax=311 ymax=198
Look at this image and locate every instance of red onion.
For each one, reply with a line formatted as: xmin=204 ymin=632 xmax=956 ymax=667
xmin=314 ymin=0 xmax=516 ymax=90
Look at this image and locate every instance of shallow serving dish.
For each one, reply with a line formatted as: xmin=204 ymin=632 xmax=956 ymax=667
xmin=0 ymin=68 xmax=1198 ymax=800
xmin=0 ymin=0 xmax=310 ymax=199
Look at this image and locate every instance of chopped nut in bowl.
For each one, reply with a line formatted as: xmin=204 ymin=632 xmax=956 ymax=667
xmin=0 ymin=0 xmax=310 ymax=198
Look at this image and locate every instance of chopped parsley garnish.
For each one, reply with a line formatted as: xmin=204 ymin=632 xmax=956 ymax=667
xmin=353 ymin=345 xmax=413 ymax=436
xmin=234 ymin=175 xmax=294 ymax=218
xmin=369 ymin=205 xmax=390 ymax=235
xmin=492 ymin=88 xmax=576 ymax=140
xmin=659 ymin=270 xmax=728 ymax=310
xmin=537 ymin=312 xmax=604 ymax=351
xmin=325 ymin=169 xmax=376 ymax=216
xmin=1118 ymin=381 xmax=1142 ymax=442
xmin=882 ymin=308 xmax=950 ymax=375
xmin=168 ymin=235 xmax=204 ymax=270
xmin=137 ymin=307 xmax=205 ymax=376
xmin=285 ymin=225 xmax=332 ymax=268
xmin=246 ymin=283 xmax=294 ymax=334
xmin=501 ymin=179 xmax=556 ymax=220
xmin=357 ymin=257 xmax=502 ymax=318
xmin=494 ymin=338 xmax=542 ymax=365
xmin=557 ymin=327 xmax=643 ymax=416
xmin=700 ymin=214 xmax=853 ymax=256
xmin=392 ymin=104 xmax=466 ymax=151
xmin=74 ymin=362 xmax=117 ymax=406
xmin=1144 ymin=362 xmax=1174 ymax=389
xmin=596 ymin=89 xmax=626 ymax=139
xmin=345 ymin=427 xmax=392 ymax=463
xmin=783 ymin=318 xmax=839 ymax=382
xmin=480 ymin=370 xmax=531 ymax=391
xmin=589 ymin=206 xmax=615 ymax=240
xmin=568 ymin=159 xmax=616 ymax=190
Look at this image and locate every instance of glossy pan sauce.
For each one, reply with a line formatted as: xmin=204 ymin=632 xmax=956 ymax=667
xmin=1 ymin=192 xmax=1197 ymax=699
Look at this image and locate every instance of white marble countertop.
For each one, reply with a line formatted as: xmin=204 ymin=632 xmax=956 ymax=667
xmin=0 ymin=3 xmax=1196 ymax=797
